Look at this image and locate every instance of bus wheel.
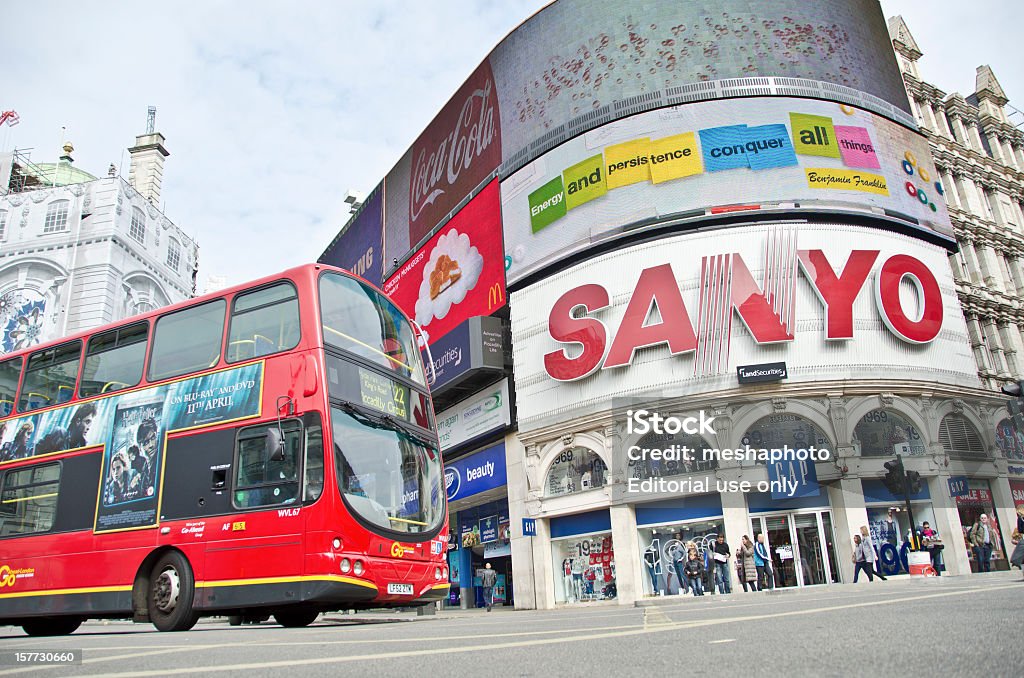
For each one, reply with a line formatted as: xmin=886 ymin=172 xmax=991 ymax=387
xmin=149 ymin=551 xmax=200 ymax=632
xmin=227 ymin=615 xmax=243 ymax=626
xmin=22 ymin=617 xmax=82 ymax=636
xmin=274 ymin=609 xmax=319 ymax=628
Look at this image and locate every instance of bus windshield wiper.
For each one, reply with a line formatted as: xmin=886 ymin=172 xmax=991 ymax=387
xmin=336 ymin=402 xmax=436 ymax=449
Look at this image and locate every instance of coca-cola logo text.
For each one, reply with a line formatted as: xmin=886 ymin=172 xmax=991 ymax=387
xmin=408 ymin=62 xmax=501 ymax=242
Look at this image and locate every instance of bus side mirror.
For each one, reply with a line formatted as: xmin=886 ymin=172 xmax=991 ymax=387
xmin=265 ymin=428 xmax=286 ymax=463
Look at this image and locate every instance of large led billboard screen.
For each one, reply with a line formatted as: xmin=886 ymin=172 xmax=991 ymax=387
xmin=500 ymin=98 xmax=950 ymax=284
xmin=381 ymin=0 xmax=912 ymax=275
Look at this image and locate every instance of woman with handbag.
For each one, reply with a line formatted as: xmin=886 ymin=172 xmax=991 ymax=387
xmin=859 ymin=526 xmax=888 ymax=580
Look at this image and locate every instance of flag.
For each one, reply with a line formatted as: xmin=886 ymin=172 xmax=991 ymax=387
xmin=0 ymin=111 xmax=20 ymax=127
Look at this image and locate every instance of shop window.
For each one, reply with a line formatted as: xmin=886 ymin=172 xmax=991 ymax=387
xmin=627 ymin=430 xmax=716 ymax=480
xmin=552 ymin=533 xmax=615 ymax=603
xmin=740 ymin=414 xmax=832 ymax=464
xmin=853 ymin=409 xmax=925 ymax=457
xmin=638 ymin=520 xmax=724 ymax=595
xmin=545 ymin=447 xmax=608 ymax=497
xmin=995 ymin=419 xmax=1024 ymax=460
xmin=938 ymin=413 xmax=987 ymax=459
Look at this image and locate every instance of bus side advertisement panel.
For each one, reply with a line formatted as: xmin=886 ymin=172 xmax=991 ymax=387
xmin=92 ymin=361 xmax=265 ymax=533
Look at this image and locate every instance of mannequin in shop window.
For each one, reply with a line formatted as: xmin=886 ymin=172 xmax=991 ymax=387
xmin=562 ymin=558 xmax=575 ymax=602
xmin=571 ymin=557 xmax=584 ymax=599
xmin=643 ymin=541 xmax=662 ymax=595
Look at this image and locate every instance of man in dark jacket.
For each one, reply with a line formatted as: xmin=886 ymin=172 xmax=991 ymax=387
xmin=481 ymin=562 xmax=498 ymax=611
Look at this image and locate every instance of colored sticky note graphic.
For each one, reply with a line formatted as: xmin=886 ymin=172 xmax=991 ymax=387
xmin=605 ymin=138 xmax=651 ymax=189
xmin=834 ymin=125 xmax=881 ymax=169
xmin=743 ymin=124 xmax=798 ymax=170
xmin=805 ymin=168 xmax=889 ymax=195
xmin=790 ymin=113 xmax=841 ymax=158
xmin=648 ymin=132 xmax=703 ymax=184
xmin=563 ymin=154 xmax=607 ymax=210
xmin=699 ymin=125 xmax=750 ymax=172
xmin=528 ymin=176 xmax=566 ymax=233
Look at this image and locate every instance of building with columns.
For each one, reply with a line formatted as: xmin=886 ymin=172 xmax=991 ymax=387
xmin=0 ymin=117 xmax=197 ymax=355
xmin=890 ymin=17 xmax=1024 ymax=392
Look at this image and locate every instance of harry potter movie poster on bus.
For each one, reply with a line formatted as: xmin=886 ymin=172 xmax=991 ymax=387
xmin=94 ymin=397 xmax=164 ymax=533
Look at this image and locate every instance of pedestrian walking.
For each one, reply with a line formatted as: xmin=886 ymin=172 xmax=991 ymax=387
xmin=753 ymin=534 xmax=774 ymax=590
xmin=739 ymin=536 xmax=758 ymax=592
xmin=852 ymin=534 xmax=875 ymax=582
xmin=712 ymin=534 xmax=732 ymax=594
xmin=859 ymin=525 xmax=887 ymax=580
xmin=481 ymin=562 xmax=498 ymax=611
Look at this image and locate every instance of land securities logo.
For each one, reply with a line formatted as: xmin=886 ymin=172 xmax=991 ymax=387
xmin=526 ymin=109 xmax=892 ymax=233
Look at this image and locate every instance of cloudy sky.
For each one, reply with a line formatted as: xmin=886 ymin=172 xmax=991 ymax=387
xmin=1 ymin=1 xmax=1020 ymax=291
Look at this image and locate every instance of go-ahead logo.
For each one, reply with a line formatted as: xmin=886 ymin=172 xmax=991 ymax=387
xmin=445 ymin=466 xmax=461 ymax=501
xmin=0 ymin=564 xmax=34 ymax=587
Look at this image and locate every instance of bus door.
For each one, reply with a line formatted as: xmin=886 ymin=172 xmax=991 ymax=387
xmin=203 ymin=420 xmax=305 ymax=584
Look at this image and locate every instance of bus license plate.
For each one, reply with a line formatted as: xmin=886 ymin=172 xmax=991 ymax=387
xmin=387 ymin=583 xmax=414 ymax=595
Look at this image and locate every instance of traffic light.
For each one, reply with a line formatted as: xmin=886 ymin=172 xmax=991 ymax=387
xmin=883 ymin=459 xmax=904 ymax=495
xmin=905 ymin=470 xmax=922 ymax=495
xmin=1003 ymin=381 xmax=1024 ymax=430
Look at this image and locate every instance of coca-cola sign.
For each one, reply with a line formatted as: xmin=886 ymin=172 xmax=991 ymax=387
xmin=408 ymin=60 xmax=501 ymax=246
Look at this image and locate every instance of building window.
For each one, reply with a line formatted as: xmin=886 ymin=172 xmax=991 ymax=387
xmin=545 ymin=447 xmax=608 ymax=496
xmin=166 ymin=239 xmax=181 ymax=271
xmin=43 ymin=200 xmax=69 ymax=233
xmin=853 ymin=409 xmax=925 ymax=457
xmin=740 ymin=414 xmax=833 ymax=463
xmin=129 ymin=207 xmax=146 ymax=244
xmin=938 ymin=413 xmax=987 ymax=459
xmin=627 ymin=429 xmax=717 ymax=480
xmin=0 ymin=209 xmax=7 ymax=240
xmin=995 ymin=419 xmax=1024 ymax=461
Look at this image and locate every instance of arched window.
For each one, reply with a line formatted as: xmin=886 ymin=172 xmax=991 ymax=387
xmin=44 ymin=200 xmax=69 ymax=233
xmin=995 ymin=419 xmax=1024 ymax=460
xmin=166 ymin=238 xmax=181 ymax=271
xmin=129 ymin=207 xmax=146 ymax=244
xmin=939 ymin=413 xmax=987 ymax=459
xmin=853 ymin=409 xmax=925 ymax=457
xmin=627 ymin=429 xmax=716 ymax=480
xmin=545 ymin=447 xmax=607 ymax=497
xmin=741 ymin=414 xmax=833 ymax=464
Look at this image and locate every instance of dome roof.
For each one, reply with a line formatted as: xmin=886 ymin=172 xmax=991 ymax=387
xmin=22 ymin=160 xmax=97 ymax=187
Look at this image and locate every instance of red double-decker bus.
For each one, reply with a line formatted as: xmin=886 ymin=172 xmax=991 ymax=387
xmin=0 ymin=264 xmax=449 ymax=635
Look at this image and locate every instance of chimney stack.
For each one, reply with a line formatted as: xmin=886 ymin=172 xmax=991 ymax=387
xmin=128 ymin=106 xmax=169 ymax=205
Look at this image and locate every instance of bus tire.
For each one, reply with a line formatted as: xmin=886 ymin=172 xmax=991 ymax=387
xmin=148 ymin=551 xmax=200 ymax=632
xmin=274 ymin=609 xmax=319 ymax=628
xmin=227 ymin=615 xmax=243 ymax=626
xmin=21 ymin=617 xmax=82 ymax=636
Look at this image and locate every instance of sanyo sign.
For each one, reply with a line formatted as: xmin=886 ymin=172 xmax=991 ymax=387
xmin=544 ymin=239 xmax=946 ymax=382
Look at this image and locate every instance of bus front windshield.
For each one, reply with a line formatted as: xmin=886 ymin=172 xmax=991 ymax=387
xmin=332 ymin=405 xmax=444 ymax=535
xmin=319 ymin=272 xmax=425 ymax=387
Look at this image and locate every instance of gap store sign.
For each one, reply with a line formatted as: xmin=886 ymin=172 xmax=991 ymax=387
xmin=444 ymin=443 xmax=507 ymax=503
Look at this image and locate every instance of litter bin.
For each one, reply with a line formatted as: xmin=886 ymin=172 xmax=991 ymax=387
xmin=908 ymin=551 xmax=936 ymax=577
